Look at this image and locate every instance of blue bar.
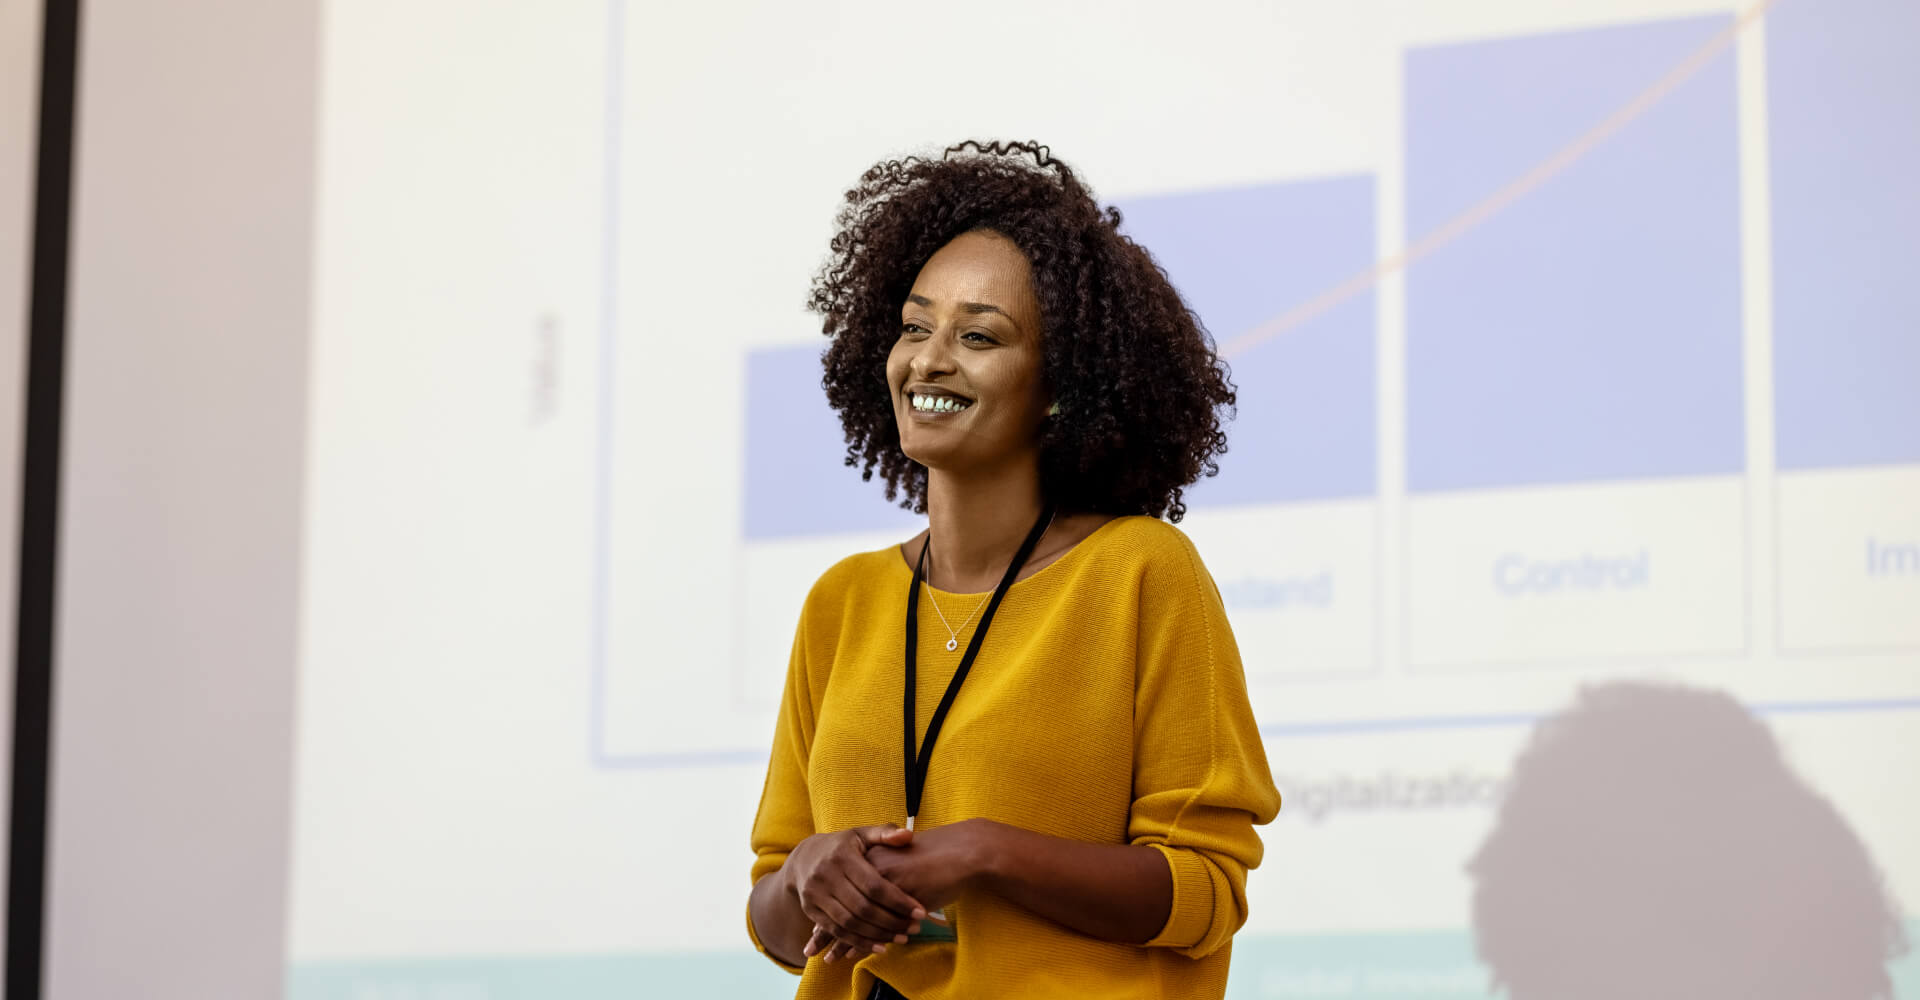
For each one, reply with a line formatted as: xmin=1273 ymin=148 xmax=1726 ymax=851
xmin=741 ymin=344 xmax=922 ymax=539
xmin=1404 ymin=16 xmax=1745 ymax=493
xmin=1769 ymin=0 xmax=1920 ymax=470
xmin=1118 ymin=176 xmax=1377 ymax=505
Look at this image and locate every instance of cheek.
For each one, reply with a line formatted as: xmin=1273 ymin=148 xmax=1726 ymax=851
xmin=885 ymin=341 xmax=911 ymax=391
xmin=1001 ymin=357 xmax=1048 ymax=416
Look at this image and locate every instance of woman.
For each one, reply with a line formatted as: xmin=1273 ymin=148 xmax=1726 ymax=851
xmin=746 ymin=140 xmax=1281 ymax=1000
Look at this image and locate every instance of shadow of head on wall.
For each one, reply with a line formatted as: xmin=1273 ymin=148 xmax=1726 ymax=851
xmin=1468 ymin=682 xmax=1908 ymax=1000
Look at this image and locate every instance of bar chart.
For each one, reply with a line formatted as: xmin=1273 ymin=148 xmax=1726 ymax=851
xmin=604 ymin=2 xmax=1920 ymax=760
xmin=725 ymin=6 xmax=1920 ymax=678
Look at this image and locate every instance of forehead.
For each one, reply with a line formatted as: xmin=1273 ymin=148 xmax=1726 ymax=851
xmin=907 ymin=231 xmax=1037 ymax=311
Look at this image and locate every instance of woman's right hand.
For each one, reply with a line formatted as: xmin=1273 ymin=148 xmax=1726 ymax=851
xmin=782 ymin=824 xmax=927 ymax=961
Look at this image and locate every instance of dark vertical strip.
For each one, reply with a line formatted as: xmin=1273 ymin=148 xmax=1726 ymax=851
xmin=10 ymin=0 xmax=81 ymax=997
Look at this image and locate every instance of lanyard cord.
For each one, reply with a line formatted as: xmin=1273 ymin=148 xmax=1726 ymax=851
xmin=903 ymin=504 xmax=1056 ymax=829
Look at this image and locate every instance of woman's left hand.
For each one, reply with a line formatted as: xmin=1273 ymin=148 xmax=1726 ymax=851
xmin=866 ymin=818 xmax=998 ymax=912
xmin=806 ymin=818 xmax=1002 ymax=961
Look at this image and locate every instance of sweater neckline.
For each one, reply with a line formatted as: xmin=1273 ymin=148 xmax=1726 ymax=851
xmin=889 ymin=515 xmax=1136 ymax=598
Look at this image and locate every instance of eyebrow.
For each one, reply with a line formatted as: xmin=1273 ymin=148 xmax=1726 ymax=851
xmin=906 ymin=293 xmax=1011 ymax=320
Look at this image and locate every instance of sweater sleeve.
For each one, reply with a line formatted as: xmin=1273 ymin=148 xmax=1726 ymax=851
xmin=1127 ymin=534 xmax=1283 ymax=959
xmin=744 ymin=611 xmax=818 ymax=974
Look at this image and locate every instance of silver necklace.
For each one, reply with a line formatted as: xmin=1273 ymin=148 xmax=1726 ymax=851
xmin=922 ymin=586 xmax=990 ymax=653
xmin=923 ymin=510 xmax=1056 ymax=652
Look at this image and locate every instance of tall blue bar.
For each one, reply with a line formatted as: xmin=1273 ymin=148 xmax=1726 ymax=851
xmin=1769 ymin=0 xmax=1920 ymax=470
xmin=1404 ymin=16 xmax=1746 ymax=493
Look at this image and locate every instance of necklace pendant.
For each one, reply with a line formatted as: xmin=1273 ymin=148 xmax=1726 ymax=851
xmin=945 ymin=637 xmax=958 ymax=652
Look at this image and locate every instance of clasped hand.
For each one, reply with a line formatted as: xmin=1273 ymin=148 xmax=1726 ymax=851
xmin=786 ymin=818 xmax=992 ymax=963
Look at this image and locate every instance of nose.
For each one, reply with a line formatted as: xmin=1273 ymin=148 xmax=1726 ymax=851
xmin=907 ymin=327 xmax=958 ymax=381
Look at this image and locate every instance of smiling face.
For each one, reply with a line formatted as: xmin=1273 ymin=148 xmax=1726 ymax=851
xmin=887 ymin=230 xmax=1050 ymax=477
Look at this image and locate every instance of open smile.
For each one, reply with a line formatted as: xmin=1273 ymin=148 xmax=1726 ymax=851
xmin=907 ymin=391 xmax=973 ymax=415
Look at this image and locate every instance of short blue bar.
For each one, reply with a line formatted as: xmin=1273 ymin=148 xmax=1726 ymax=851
xmin=1118 ymin=176 xmax=1378 ymax=506
xmin=741 ymin=344 xmax=922 ymax=540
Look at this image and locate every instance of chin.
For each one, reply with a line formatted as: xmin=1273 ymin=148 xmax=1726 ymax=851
xmin=897 ymin=432 xmax=964 ymax=472
xmin=898 ymin=443 xmax=947 ymax=471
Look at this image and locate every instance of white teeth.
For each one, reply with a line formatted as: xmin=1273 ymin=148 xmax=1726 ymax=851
xmin=911 ymin=393 xmax=969 ymax=413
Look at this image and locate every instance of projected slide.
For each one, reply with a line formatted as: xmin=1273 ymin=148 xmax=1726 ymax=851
xmin=287 ymin=1 xmax=1920 ymax=997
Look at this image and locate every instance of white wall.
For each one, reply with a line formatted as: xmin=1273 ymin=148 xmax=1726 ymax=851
xmin=42 ymin=1 xmax=316 ymax=997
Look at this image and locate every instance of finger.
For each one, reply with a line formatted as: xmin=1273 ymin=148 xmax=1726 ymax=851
xmin=841 ymin=938 xmax=888 ymax=959
xmin=797 ymin=899 xmax=873 ymax=955
xmin=842 ymin=885 xmax=917 ymax=944
xmin=798 ymin=893 xmax=888 ymax=952
xmin=823 ymin=937 xmax=885 ymax=963
xmin=805 ymin=926 xmax=876 ymax=959
xmin=837 ymin=833 xmax=924 ymax=918
xmin=854 ymin=823 xmax=914 ymax=849
xmin=850 ymin=857 xmax=928 ymax=924
xmin=827 ymin=887 xmax=905 ymax=943
xmin=816 ymin=895 xmax=893 ymax=952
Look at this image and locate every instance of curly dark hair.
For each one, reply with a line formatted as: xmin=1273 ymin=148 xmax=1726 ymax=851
xmin=808 ymin=140 xmax=1235 ymax=523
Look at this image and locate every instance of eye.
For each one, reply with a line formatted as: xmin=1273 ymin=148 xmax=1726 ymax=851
xmin=901 ymin=322 xmax=930 ymax=337
xmin=961 ymin=330 xmax=996 ymax=344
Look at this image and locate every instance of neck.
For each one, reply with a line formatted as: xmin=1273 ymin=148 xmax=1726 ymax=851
xmin=923 ymin=458 xmax=1046 ymax=592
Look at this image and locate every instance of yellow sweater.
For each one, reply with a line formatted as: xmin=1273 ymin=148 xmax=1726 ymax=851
xmin=748 ymin=516 xmax=1281 ymax=999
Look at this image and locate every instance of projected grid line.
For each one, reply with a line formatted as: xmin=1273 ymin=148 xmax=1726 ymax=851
xmin=589 ymin=0 xmax=624 ymax=770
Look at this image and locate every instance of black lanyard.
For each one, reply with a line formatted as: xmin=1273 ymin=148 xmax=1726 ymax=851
xmin=903 ymin=505 xmax=1055 ymax=829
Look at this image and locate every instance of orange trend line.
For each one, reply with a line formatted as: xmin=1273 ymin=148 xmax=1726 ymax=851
xmin=1216 ymin=0 xmax=1775 ymax=360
